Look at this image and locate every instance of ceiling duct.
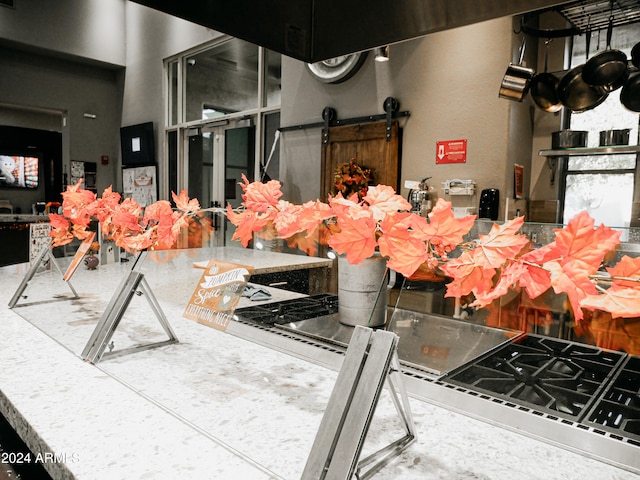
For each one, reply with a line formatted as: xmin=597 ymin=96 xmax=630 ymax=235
xmin=131 ymin=0 xmax=576 ymax=63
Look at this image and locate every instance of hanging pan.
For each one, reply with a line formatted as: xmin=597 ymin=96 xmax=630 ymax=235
xmin=530 ymin=39 xmax=562 ymax=113
xmin=581 ymin=17 xmax=628 ymax=93
xmin=621 ymin=73 xmax=640 ymax=112
xmin=631 ymin=41 xmax=640 ymax=68
xmin=620 ymin=41 xmax=640 ymax=113
xmin=499 ymin=37 xmax=535 ymax=102
xmin=558 ymin=28 xmax=608 ymax=113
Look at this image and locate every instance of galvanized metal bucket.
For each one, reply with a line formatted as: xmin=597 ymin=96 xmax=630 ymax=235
xmin=338 ymin=254 xmax=391 ymax=327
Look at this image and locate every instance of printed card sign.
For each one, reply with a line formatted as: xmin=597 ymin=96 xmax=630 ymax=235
xmin=29 ymin=223 xmax=52 ymax=267
xmin=183 ymin=260 xmax=254 ymax=332
xmin=63 ymin=232 xmax=96 ymax=281
xmin=436 ymin=139 xmax=467 ymax=164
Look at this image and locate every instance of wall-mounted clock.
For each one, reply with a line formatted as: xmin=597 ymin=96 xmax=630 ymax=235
xmin=306 ymin=52 xmax=368 ymax=84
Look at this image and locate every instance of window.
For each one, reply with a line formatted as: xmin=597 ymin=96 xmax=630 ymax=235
xmin=564 ymin=24 xmax=639 ymax=233
xmin=164 ymin=37 xmax=281 ymax=199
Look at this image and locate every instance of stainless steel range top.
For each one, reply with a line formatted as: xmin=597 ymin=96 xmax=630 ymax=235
xmin=234 ymin=294 xmax=518 ymax=375
xmin=231 ymin=295 xmax=640 ymax=475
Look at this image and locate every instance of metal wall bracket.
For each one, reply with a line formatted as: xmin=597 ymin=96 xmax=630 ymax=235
xmin=81 ymin=251 xmax=178 ymax=364
xmin=8 ymin=240 xmax=79 ymax=309
xmin=279 ymin=98 xmax=410 ymax=145
xmin=383 ymin=97 xmax=400 ymax=141
xmin=302 ymin=325 xmax=416 ymax=480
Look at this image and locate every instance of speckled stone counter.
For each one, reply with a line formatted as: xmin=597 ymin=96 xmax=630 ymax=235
xmin=0 ymin=250 xmax=638 ymax=480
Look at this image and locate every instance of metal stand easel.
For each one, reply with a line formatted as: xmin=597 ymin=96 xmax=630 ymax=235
xmin=81 ymin=250 xmax=178 ymax=364
xmin=8 ymin=240 xmax=79 ymax=308
xmin=302 ymin=326 xmax=416 ymax=480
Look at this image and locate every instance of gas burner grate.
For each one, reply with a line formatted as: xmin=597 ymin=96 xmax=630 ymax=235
xmin=585 ymin=355 xmax=640 ymax=442
xmin=444 ymin=334 xmax=625 ymax=420
xmin=234 ymin=294 xmax=339 ymax=326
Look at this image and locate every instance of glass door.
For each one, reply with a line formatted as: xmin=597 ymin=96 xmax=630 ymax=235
xmin=186 ymin=120 xmax=255 ymax=247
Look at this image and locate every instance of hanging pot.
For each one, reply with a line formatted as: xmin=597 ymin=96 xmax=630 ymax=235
xmin=557 ymin=31 xmax=608 ymax=113
xmin=530 ymin=39 xmax=562 ymax=113
xmin=620 ymin=73 xmax=640 ymax=113
xmin=582 ymin=18 xmax=628 ymax=93
xmin=499 ymin=37 xmax=535 ymax=102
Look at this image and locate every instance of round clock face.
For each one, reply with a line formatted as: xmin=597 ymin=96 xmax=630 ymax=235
xmin=306 ymin=52 xmax=368 ymax=84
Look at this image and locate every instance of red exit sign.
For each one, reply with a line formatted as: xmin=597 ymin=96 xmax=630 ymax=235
xmin=436 ymin=139 xmax=467 ymax=164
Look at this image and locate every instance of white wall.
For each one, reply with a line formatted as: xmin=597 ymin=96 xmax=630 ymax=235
xmin=280 ymin=16 xmax=530 ymax=220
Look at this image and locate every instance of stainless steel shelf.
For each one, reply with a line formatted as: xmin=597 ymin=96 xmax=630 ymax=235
xmin=539 ymin=145 xmax=640 ymax=157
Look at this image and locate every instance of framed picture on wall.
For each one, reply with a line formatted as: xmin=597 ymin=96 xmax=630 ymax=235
xmin=122 ymin=165 xmax=157 ymax=207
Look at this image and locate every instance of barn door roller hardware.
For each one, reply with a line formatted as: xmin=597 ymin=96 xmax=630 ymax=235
xmin=279 ymin=97 xmax=409 ymax=144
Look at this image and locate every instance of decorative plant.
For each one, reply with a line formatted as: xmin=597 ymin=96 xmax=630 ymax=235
xmin=226 ymin=174 xmax=640 ymax=324
xmin=49 ymin=180 xmax=210 ymax=253
xmin=333 ymin=158 xmax=372 ymax=200
xmin=50 ymin=177 xmax=640 ymax=331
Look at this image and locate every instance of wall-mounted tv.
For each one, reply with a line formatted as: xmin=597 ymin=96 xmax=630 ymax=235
xmin=0 ymin=154 xmax=39 ymax=189
xmin=121 ymin=122 xmax=155 ymax=167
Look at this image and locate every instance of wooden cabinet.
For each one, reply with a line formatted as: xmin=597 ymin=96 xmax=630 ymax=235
xmin=321 ymin=121 xmax=401 ymax=199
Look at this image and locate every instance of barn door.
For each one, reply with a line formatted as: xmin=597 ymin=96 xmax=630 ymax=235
xmin=320 ymin=121 xmax=401 ymax=200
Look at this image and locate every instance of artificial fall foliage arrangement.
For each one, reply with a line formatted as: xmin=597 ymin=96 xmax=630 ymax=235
xmin=227 ymin=174 xmax=640 ymax=324
xmin=49 ymin=180 xmax=207 ymax=253
xmin=50 ymin=177 xmax=640 ymax=324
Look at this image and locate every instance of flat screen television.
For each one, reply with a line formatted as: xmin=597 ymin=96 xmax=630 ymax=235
xmin=0 ymin=154 xmax=39 ymax=189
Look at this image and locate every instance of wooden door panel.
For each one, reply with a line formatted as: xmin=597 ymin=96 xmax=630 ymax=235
xmin=320 ymin=121 xmax=400 ymax=200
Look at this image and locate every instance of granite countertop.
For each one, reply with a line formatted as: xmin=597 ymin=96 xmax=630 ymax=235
xmin=187 ymin=246 xmax=334 ymax=274
xmin=0 ymin=214 xmax=49 ymax=223
xmin=0 ymin=257 xmax=638 ymax=480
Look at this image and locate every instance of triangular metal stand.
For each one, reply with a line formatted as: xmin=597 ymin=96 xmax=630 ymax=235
xmin=8 ymin=240 xmax=79 ymax=309
xmin=302 ymin=325 xmax=416 ymax=480
xmin=81 ymin=250 xmax=178 ymax=364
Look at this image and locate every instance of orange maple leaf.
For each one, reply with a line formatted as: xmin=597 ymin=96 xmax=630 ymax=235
xmin=416 ymin=198 xmax=476 ymax=250
xmin=240 ymin=174 xmax=283 ymax=212
xmin=606 ymin=255 xmax=640 ymax=288
xmin=273 ymin=202 xmax=305 ymax=238
xmin=226 ymin=205 xmax=272 ymax=247
xmin=471 ymin=261 xmax=528 ymax=307
xmin=118 ymin=229 xmax=153 ymax=252
xmin=297 ymin=200 xmax=334 ymax=235
xmin=553 ymin=211 xmax=621 ymax=271
xmin=172 ymin=189 xmax=200 ymax=214
xmin=473 ymin=216 xmax=529 ymax=269
xmin=110 ymin=208 xmax=142 ymax=233
xmin=286 ymin=231 xmax=320 ymax=257
xmin=377 ymin=213 xmax=430 ymax=277
xmin=362 ymin=185 xmax=412 ymax=221
xmin=441 ymin=250 xmax=497 ymax=299
xmin=328 ymin=214 xmax=378 ymax=264
xmin=581 ymin=287 xmax=640 ymax=319
xmin=48 ymin=213 xmax=69 ymax=231
xmin=517 ymin=212 xmax=621 ymax=320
